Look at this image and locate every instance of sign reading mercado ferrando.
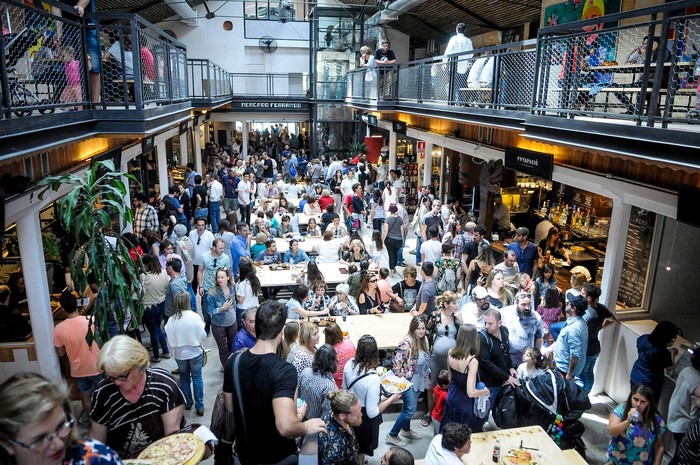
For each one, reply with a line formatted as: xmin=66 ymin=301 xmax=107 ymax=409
xmin=504 ymin=146 xmax=554 ymax=181
xmin=230 ymin=101 xmax=310 ymax=112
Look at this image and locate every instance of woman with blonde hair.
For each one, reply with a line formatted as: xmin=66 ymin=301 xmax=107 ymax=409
xmin=207 ymin=267 xmax=238 ymax=367
xmin=0 ymin=373 xmax=121 ymax=465
xmin=442 ymin=324 xmax=490 ymax=433
xmin=279 ymin=320 xmax=301 ymax=360
xmin=287 ymin=321 xmax=320 ymax=375
xmin=423 ymin=290 xmax=462 ymax=427
xmin=565 ymin=272 xmax=588 ymax=301
xmin=343 ymin=239 xmax=369 ymax=264
xmin=164 ymin=291 xmax=207 ymax=416
xmin=386 ymin=317 xmax=430 ymax=446
xmin=485 ymin=268 xmax=512 ymax=308
xmin=89 ymin=335 xmax=185 ymax=458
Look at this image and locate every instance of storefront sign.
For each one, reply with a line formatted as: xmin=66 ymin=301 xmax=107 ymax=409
xmin=142 ymin=136 xmax=154 ymax=154
xmin=417 ymin=141 xmax=426 ymax=160
xmin=228 ymin=101 xmax=310 ymax=112
xmin=393 ymin=120 xmax=407 ymax=135
xmin=504 ymin=146 xmax=553 ymax=181
xmin=367 ymin=115 xmax=378 ymax=126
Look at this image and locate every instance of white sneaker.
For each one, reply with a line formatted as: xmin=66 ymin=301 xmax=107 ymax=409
xmin=385 ymin=434 xmax=408 ymax=446
xmin=399 ymin=429 xmax=422 ymax=439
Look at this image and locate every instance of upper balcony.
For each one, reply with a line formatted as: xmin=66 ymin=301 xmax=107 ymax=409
xmin=0 ymin=0 xmax=191 ymax=159
xmin=346 ymin=0 xmax=700 ymax=167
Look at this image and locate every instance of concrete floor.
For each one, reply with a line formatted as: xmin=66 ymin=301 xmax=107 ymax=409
xmin=108 ymin=225 xmax=670 ymax=464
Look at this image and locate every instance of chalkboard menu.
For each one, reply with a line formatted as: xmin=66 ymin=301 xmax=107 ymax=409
xmin=552 ymin=182 xmax=613 ymax=217
xmin=617 ymin=207 xmax=656 ymax=309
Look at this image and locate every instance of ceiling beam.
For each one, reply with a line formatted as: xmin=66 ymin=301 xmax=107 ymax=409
xmin=441 ymin=0 xmax=500 ymax=30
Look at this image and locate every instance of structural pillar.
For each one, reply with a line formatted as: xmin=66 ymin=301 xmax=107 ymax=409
xmin=242 ymin=121 xmax=249 ymax=160
xmin=16 ymin=214 xmax=60 ymax=380
xmin=179 ymin=131 xmax=188 ymax=167
xmin=388 ymin=129 xmax=397 ymax=169
xmin=121 ymin=157 xmax=133 ymax=234
xmin=422 ymin=142 xmax=433 ymax=188
xmin=193 ymin=118 xmax=202 ymax=172
xmin=156 ymin=140 xmax=169 ymax=196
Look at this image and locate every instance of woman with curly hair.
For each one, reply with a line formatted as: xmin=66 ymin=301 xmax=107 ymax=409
xmin=386 ymin=317 xmax=430 ymax=446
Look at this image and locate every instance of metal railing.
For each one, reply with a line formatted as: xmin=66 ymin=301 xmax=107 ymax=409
xmin=231 ymin=72 xmax=310 ymax=97
xmin=0 ymin=0 xmax=189 ymax=117
xmin=534 ymin=0 xmax=700 ymax=126
xmin=188 ymin=59 xmax=232 ymax=99
xmin=345 ymin=64 xmax=398 ymax=102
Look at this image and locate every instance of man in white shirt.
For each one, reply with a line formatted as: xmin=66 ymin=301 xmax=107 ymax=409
xmin=188 ymin=216 xmax=214 ymax=291
xmin=340 ymin=170 xmax=356 ymax=198
xmin=376 ymin=158 xmax=389 ymax=190
xmin=424 ymin=422 xmax=473 ymax=465
xmin=460 ymin=286 xmax=494 ymax=331
xmin=494 ymin=249 xmax=520 ymax=284
xmin=442 ymin=23 xmax=473 ymax=104
xmin=326 ymin=156 xmax=344 ymax=182
xmin=209 ymin=174 xmax=223 ymax=234
xmin=421 ymin=225 xmax=443 ymax=265
xmin=237 ymin=173 xmax=254 ymax=224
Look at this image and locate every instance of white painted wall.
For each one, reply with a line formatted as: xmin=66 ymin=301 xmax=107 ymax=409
xmin=386 ymin=28 xmax=410 ymax=64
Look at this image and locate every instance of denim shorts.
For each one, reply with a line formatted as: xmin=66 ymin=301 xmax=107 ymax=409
xmin=74 ymin=373 xmax=104 ymax=392
xmin=85 ymin=29 xmax=100 ymax=73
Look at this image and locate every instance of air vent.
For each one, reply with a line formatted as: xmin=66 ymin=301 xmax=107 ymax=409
xmin=40 ymin=152 xmax=50 ymax=176
xmin=23 ymin=157 xmax=33 ymax=180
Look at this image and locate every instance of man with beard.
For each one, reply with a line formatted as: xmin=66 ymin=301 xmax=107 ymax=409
xmin=500 ymin=292 xmax=544 ymax=367
xmin=319 ymin=390 xmax=363 ymax=465
xmin=459 ymin=286 xmax=496 ymax=331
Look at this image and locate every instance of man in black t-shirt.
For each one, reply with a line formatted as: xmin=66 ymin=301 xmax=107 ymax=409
xmin=191 ymin=174 xmax=209 ymax=220
xmin=263 ymin=151 xmax=275 ymax=181
xmin=223 ymin=301 xmax=326 ymax=465
xmin=374 ymin=40 xmax=397 ymax=64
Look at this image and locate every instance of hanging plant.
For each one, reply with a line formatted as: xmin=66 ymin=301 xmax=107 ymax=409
xmin=35 ymin=160 xmax=143 ymax=347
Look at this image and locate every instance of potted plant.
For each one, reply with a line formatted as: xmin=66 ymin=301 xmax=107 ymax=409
xmin=36 ymin=160 xmax=143 ymax=347
xmin=350 ymin=142 xmax=368 ymax=158
xmin=42 ymin=232 xmax=60 ymax=261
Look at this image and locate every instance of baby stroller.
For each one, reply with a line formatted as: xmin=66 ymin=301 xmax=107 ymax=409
xmin=492 ymin=370 xmax=591 ymax=458
xmin=2 ymin=26 xmax=52 ymax=116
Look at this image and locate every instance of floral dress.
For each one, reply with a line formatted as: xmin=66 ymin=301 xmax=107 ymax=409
xmin=605 ymin=403 xmax=667 ymax=465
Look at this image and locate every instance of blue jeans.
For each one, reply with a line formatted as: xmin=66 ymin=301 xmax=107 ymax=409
xmin=416 ymin=236 xmax=423 ymax=264
xmin=389 ymin=387 xmax=419 ymax=436
xmin=397 ymin=245 xmax=405 ymax=266
xmin=201 ymin=290 xmax=212 ymax=335
xmin=580 ymin=352 xmax=599 ymax=394
xmin=194 ymin=207 xmax=208 ymax=222
xmin=143 ymin=302 xmax=169 ymax=359
xmin=209 ymin=201 xmax=221 ymax=233
xmin=176 ymin=352 xmax=204 ymax=411
xmin=487 ymin=386 xmax=501 ymax=414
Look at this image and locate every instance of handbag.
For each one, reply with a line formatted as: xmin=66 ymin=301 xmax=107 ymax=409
xmin=200 ymin=344 xmax=208 ymax=367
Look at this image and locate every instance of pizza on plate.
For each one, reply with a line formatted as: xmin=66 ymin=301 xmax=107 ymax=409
xmin=138 ymin=433 xmax=204 ymax=465
xmin=503 ymin=448 xmax=539 ymax=465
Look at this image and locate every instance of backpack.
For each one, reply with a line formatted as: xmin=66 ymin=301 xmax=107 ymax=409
xmin=289 ymin=164 xmax=297 ymax=178
xmin=438 ymin=266 xmax=457 ymax=293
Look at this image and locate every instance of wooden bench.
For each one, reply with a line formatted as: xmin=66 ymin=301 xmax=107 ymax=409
xmin=562 ymin=448 xmax=588 ymax=465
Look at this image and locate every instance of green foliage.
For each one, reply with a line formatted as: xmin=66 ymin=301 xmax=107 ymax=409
xmin=41 ymin=232 xmax=60 ymax=260
xmin=350 ymin=142 xmax=368 ymax=155
xmin=36 ymin=160 xmax=143 ymax=347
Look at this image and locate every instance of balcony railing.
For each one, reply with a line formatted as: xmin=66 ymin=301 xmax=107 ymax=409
xmin=231 ymin=72 xmax=310 ymax=97
xmin=188 ymin=59 xmax=233 ymax=100
xmin=347 ymin=0 xmax=700 ymax=127
xmin=0 ymin=0 xmax=189 ymax=118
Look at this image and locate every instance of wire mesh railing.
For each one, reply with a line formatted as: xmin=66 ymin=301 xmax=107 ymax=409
xmin=0 ymin=0 xmax=188 ymax=118
xmin=534 ymin=0 xmax=700 ymax=125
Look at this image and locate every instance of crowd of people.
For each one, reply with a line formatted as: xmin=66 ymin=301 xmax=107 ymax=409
xmin=2 ymin=146 xmax=699 ymax=465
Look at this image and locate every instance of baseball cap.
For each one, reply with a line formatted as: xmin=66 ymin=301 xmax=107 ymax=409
xmin=567 ymin=295 xmax=588 ymax=313
xmin=173 ymin=224 xmax=187 ymax=238
xmin=471 ymin=286 xmax=489 ymax=300
xmin=515 ymin=226 xmax=530 ymax=237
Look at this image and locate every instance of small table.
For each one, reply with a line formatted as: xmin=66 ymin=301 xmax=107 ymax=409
xmin=319 ymin=313 xmax=414 ymax=350
xmin=257 ymin=263 xmax=349 ymax=287
xmin=463 ymin=425 xmax=569 ymax=464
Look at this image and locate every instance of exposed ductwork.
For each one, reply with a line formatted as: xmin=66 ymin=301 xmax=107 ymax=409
xmin=163 ymin=0 xmax=199 ymax=27
xmin=365 ymin=0 xmax=428 ymax=27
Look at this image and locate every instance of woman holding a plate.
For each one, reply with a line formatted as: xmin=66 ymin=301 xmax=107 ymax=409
xmin=386 ymin=318 xmax=431 ymax=446
xmin=343 ymin=335 xmax=401 ymax=464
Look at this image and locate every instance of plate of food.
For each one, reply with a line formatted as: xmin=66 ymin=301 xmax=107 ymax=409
xmin=379 ymin=371 xmax=412 ymax=394
xmin=502 ymin=448 xmax=540 ymax=465
xmin=137 ymin=433 xmax=205 ymax=465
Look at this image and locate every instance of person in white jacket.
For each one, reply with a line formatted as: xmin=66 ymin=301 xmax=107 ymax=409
xmin=164 ymin=291 xmax=207 ymax=416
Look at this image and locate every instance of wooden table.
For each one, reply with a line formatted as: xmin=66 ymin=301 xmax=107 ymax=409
xmin=319 ymin=313 xmax=414 ymax=350
xmin=274 ymin=237 xmax=323 ymax=254
xmin=257 ymin=263 xmax=349 ymax=287
xmin=463 ymin=425 xmax=569 ymax=464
